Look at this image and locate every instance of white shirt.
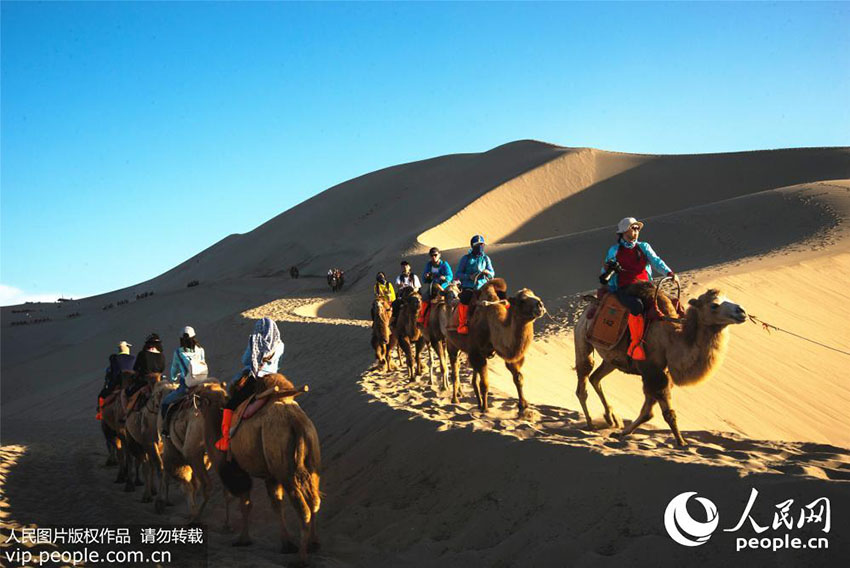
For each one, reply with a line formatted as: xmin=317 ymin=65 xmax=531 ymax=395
xmin=395 ymin=273 xmax=421 ymax=292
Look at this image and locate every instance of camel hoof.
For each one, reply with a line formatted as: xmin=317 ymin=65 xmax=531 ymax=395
xmin=676 ymin=438 xmax=689 ymax=448
xmin=154 ymin=500 xmax=166 ymax=514
xmin=232 ymin=538 xmax=253 ymax=547
xmin=280 ymin=541 xmax=299 ymax=554
xmin=604 ymin=413 xmax=621 ymax=428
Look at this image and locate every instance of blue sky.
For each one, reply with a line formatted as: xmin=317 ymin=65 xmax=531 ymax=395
xmin=2 ymin=1 xmax=848 ymax=304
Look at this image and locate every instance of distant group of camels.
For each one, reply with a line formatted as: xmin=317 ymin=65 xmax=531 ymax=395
xmin=99 ymin=373 xmax=321 ymax=564
xmin=370 ymin=277 xmax=747 ymax=447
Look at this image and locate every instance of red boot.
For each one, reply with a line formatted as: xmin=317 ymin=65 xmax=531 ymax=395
xmin=627 ymin=314 xmax=647 ymax=360
xmin=215 ymin=409 xmax=234 ymax=451
xmin=95 ymin=397 xmax=104 ymax=421
xmin=457 ymin=303 xmax=470 ymax=335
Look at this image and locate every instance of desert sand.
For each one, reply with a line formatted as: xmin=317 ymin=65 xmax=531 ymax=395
xmin=2 ymin=141 xmax=850 ymax=566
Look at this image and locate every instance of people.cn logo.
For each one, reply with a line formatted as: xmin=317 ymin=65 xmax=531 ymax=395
xmin=664 ymin=492 xmax=720 ymax=546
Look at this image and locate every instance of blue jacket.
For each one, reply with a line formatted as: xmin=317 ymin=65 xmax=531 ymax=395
xmin=603 ymin=240 xmax=672 ymax=292
xmin=421 ymin=260 xmax=453 ymax=290
xmin=456 ymin=251 xmax=495 ymax=290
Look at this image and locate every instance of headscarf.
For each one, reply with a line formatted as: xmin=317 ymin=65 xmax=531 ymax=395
xmin=249 ymin=317 xmax=281 ymax=377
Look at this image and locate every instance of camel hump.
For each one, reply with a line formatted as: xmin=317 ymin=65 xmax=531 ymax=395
xmin=256 ymin=373 xmax=296 ymax=392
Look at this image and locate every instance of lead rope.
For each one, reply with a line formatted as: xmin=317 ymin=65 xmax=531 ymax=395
xmin=746 ymin=314 xmax=850 ymax=357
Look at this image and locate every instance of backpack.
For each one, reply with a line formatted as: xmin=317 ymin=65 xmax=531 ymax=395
xmin=181 ymin=348 xmax=209 ymax=387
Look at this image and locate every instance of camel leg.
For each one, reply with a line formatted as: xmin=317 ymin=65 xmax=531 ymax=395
xmin=413 ymin=337 xmax=425 ymax=377
xmin=575 ymin=338 xmax=596 ymax=429
xmin=265 ymin=480 xmax=298 ymax=553
xmin=470 ymin=353 xmax=489 ymax=412
xmin=141 ymin=455 xmax=154 ymax=503
xmin=619 ymin=394 xmax=656 ymax=439
xmin=233 ymin=495 xmax=253 ymax=546
xmin=505 ymin=358 xmax=528 ymax=416
xmin=400 ymin=338 xmax=414 ymax=381
xmin=589 ymin=360 xmax=620 ymax=428
xmin=187 ymin=456 xmax=211 ymax=524
xmin=124 ymin=453 xmax=137 ymax=492
xmin=448 ymin=346 xmax=461 ymax=403
xmin=657 ymin=392 xmax=687 ymax=447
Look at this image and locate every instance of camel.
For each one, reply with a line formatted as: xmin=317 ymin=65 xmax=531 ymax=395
xmin=389 ymin=290 xmax=426 ymax=380
xmin=100 ymin=372 xmax=144 ymax=492
xmin=157 ymin=383 xmax=228 ymax=527
xmin=125 ymin=379 xmax=176 ymax=503
xmin=420 ymin=282 xmax=456 ymax=391
xmin=124 ymin=373 xmax=166 ymax=503
xmin=445 ymin=279 xmax=546 ymax=415
xmin=574 ymin=284 xmax=747 ymax=446
xmin=195 ymin=374 xmax=321 ymax=563
xmin=370 ymin=298 xmax=393 ymax=372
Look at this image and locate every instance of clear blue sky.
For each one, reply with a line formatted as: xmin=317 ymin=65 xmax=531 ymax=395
xmin=2 ymin=1 xmax=848 ymax=304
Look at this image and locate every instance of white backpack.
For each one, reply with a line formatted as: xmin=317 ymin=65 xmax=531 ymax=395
xmin=182 ymin=348 xmax=209 ymax=387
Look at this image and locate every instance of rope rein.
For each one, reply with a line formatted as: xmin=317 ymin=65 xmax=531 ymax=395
xmin=746 ymin=314 xmax=850 ymax=357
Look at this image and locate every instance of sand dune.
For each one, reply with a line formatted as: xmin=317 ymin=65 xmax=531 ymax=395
xmin=2 ymin=142 xmax=850 ymax=566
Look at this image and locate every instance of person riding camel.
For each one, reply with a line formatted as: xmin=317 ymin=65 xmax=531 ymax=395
xmin=600 ymin=217 xmax=677 ymax=361
xmin=395 ymin=261 xmax=421 ymax=295
xmin=95 ymin=340 xmax=135 ymax=420
xmin=374 ymin=272 xmax=396 ymax=305
xmin=418 ymin=247 xmax=454 ymax=325
xmin=455 ymin=235 xmax=495 ymax=334
xmin=215 ymin=317 xmax=285 ymax=451
xmin=126 ymin=334 xmax=166 ymax=398
xmin=160 ymin=326 xmax=209 ymax=437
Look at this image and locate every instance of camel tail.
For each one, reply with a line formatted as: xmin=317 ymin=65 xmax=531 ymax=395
xmin=292 ymin=424 xmax=322 ymax=521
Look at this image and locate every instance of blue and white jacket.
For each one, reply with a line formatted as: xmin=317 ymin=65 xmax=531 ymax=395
xmin=456 ymin=251 xmax=495 ymax=290
xmin=602 ymin=240 xmax=672 ymax=292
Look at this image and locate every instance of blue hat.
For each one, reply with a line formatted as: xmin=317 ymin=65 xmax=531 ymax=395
xmin=470 ymin=234 xmax=485 ymax=246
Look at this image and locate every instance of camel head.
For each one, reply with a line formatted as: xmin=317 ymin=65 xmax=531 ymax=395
xmin=151 ymin=380 xmax=179 ymax=406
xmin=192 ymin=382 xmax=229 ymax=413
xmin=687 ymin=289 xmax=747 ymax=326
xmin=509 ymin=288 xmax=546 ymax=322
xmin=403 ymin=291 xmax=423 ymax=316
xmin=371 ymin=298 xmax=391 ymax=341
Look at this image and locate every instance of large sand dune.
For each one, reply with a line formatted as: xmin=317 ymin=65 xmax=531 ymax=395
xmin=2 ymin=142 xmax=850 ymax=566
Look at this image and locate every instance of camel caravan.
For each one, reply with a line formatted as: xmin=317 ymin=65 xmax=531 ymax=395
xmin=95 ymin=321 xmax=321 ymax=563
xmin=371 ymin=222 xmax=747 ymax=446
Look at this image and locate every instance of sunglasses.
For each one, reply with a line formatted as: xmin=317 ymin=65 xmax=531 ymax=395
xmin=430 ymin=254 xmax=439 ymax=257
xmin=630 ymin=225 xmax=641 ymax=231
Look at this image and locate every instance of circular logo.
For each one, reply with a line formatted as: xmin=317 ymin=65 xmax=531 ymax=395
xmin=664 ymin=491 xmax=719 ymax=547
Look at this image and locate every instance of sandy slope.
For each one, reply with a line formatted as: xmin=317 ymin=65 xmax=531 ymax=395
xmin=2 ymin=143 xmax=850 ymax=567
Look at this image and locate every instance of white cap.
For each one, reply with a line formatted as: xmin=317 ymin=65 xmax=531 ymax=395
xmin=182 ymin=326 xmax=196 ymax=338
xmin=617 ymin=217 xmax=644 ymax=233
xmin=118 ymin=341 xmax=132 ymax=353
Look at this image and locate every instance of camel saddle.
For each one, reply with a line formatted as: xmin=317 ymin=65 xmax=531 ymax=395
xmin=125 ymin=384 xmax=151 ymax=413
xmin=586 ymin=293 xmax=630 ymax=350
xmin=104 ymin=391 xmax=120 ymax=408
xmin=229 ymin=385 xmax=309 ymax=438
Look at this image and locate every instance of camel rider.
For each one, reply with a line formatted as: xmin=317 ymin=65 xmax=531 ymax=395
xmin=160 ymin=326 xmax=209 ymax=437
xmin=127 ymin=334 xmax=166 ymax=397
xmin=395 ymin=261 xmax=421 ymax=295
xmin=374 ymin=272 xmax=396 ymax=305
xmin=601 ymin=217 xmax=677 ymax=361
xmin=96 ymin=340 xmax=135 ymax=420
xmin=215 ymin=317 xmax=285 ymax=451
xmin=455 ymin=235 xmax=495 ymax=334
xmin=418 ymin=247 xmax=454 ymax=325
